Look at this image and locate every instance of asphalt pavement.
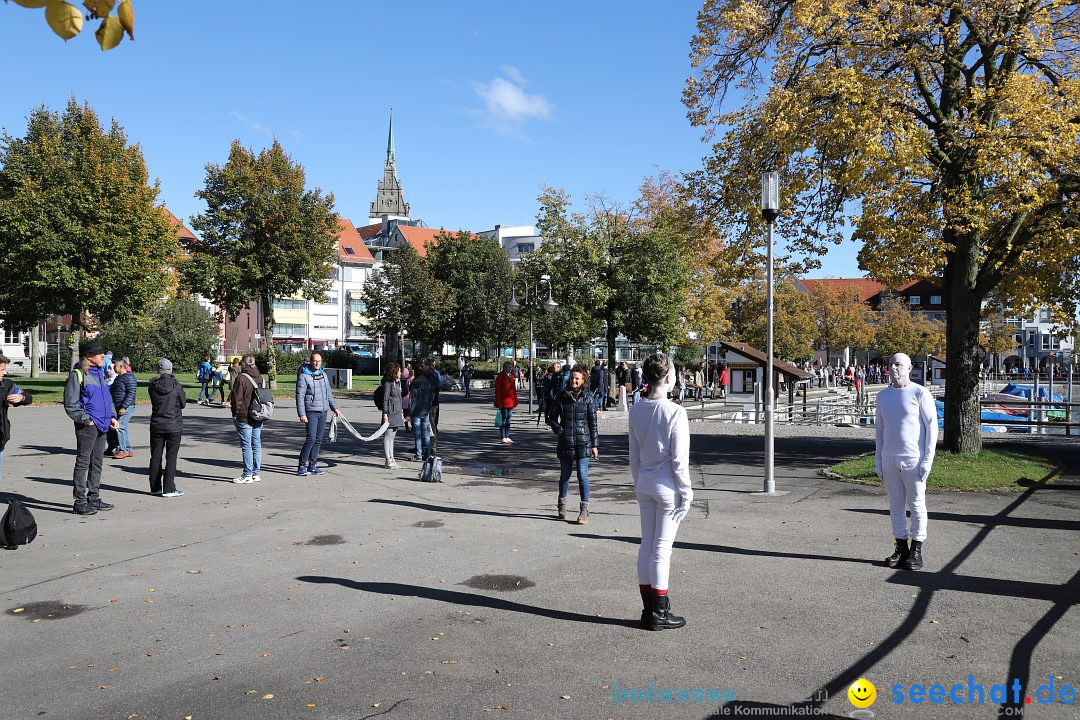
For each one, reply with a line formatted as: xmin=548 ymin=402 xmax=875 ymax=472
xmin=1 ymin=390 xmax=1077 ymax=720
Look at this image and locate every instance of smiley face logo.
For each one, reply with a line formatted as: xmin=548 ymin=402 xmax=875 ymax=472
xmin=848 ymin=678 xmax=877 ymax=708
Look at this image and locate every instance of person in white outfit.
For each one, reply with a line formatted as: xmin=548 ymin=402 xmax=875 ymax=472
xmin=875 ymin=352 xmax=938 ymax=571
xmin=629 ymin=353 xmax=692 ymax=630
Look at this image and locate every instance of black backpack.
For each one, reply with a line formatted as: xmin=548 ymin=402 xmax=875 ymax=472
xmin=1 ymin=499 xmax=37 ymax=549
xmin=373 ymin=384 xmax=386 ymax=411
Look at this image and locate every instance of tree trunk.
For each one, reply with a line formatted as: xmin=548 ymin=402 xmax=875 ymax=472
xmin=943 ymin=237 xmax=983 ymax=454
xmin=606 ymin=316 xmax=616 ymax=366
xmin=29 ymin=319 xmax=40 ymax=379
xmin=68 ymin=310 xmax=83 ymax=370
xmin=261 ymin=293 xmax=278 ymax=389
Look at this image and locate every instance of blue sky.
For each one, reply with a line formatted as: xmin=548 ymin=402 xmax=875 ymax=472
xmin=0 ymin=1 xmax=863 ymax=276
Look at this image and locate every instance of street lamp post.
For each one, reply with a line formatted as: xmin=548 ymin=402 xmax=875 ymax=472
xmin=507 ymin=274 xmax=557 ymax=415
xmin=761 ymin=171 xmax=780 ymax=495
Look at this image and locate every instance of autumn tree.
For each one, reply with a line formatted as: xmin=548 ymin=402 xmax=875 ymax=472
xmin=425 ymin=231 xmax=517 ymax=353
xmin=980 ymin=303 xmax=1020 ymax=373
xmin=182 ymin=139 xmax=338 ymax=384
xmin=873 ymin=296 xmax=947 ymax=361
xmin=728 ymin=278 xmax=816 ymax=360
xmin=360 ymin=243 xmax=452 ymax=359
xmin=0 ymin=97 xmax=177 ymax=372
xmin=809 ymin=283 xmax=875 ymax=362
xmin=96 ymin=296 xmax=219 ymax=372
xmin=530 ymin=185 xmax=699 ymax=361
xmin=685 ymin=0 xmax=1080 ymax=453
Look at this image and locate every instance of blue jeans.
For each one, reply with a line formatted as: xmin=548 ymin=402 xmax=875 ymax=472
xmin=300 ymin=411 xmax=327 ymax=468
xmin=116 ymin=408 xmax=133 ymax=452
xmin=593 ymin=389 xmax=604 ymax=410
xmin=198 ymin=380 xmax=210 ymax=402
xmin=559 ymin=455 xmax=590 ymax=502
xmin=234 ymin=420 xmax=263 ymax=477
xmin=412 ymin=414 xmax=431 ymax=459
xmin=499 ymin=408 xmax=513 ymax=440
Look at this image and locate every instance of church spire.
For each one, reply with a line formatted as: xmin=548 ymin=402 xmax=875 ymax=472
xmin=370 ymin=109 xmax=410 ymax=222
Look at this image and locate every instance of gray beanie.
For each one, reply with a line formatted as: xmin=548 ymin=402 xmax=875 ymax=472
xmin=156 ymin=358 xmax=173 ymax=374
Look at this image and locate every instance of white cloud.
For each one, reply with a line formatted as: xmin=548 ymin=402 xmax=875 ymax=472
xmin=230 ymin=111 xmax=273 ymax=137
xmin=471 ymin=68 xmax=552 ymax=138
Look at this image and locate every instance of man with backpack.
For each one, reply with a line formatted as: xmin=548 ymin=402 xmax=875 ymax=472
xmin=63 ymin=341 xmax=119 ymax=515
xmin=406 ymin=359 xmax=436 ymax=461
xmin=106 ymin=358 xmax=137 ymax=459
xmin=196 ymin=356 xmax=214 ymax=405
xmin=295 ymin=352 xmax=340 ymax=476
xmin=229 ymin=354 xmax=267 ymax=484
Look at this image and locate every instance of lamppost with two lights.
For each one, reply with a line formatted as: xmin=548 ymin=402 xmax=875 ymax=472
xmin=507 ymin=274 xmax=557 ymax=415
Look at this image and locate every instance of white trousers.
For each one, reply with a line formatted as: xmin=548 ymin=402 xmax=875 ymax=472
xmin=881 ymin=456 xmax=928 ymax=541
xmin=637 ymin=484 xmax=681 ymax=590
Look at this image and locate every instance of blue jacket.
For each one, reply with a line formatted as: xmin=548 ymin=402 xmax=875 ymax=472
xmin=295 ymin=365 xmax=338 ymax=415
xmin=64 ymin=365 xmax=115 ymax=431
xmin=110 ymin=371 xmax=137 ymax=410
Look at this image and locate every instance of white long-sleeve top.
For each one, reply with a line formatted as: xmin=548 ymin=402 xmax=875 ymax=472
xmin=628 ymin=397 xmax=692 ymax=498
xmin=875 ymin=383 xmax=938 ymax=464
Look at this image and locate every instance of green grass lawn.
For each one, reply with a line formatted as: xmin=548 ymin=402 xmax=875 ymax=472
xmin=10 ymin=372 xmax=382 ymax=405
xmin=827 ymin=449 xmax=1058 ymax=492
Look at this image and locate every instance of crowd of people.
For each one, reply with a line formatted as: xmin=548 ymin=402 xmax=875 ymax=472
xmin=3 ymin=343 xmax=938 ymax=633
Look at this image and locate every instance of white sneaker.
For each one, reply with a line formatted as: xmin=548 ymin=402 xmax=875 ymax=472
xmin=232 ymin=475 xmax=254 ymax=484
xmin=252 ymin=475 xmax=262 ymax=483
xmin=388 ymin=460 xmax=400 ymax=469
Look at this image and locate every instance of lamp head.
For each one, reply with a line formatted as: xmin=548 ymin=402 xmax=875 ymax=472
xmin=761 ymin=171 xmax=780 ymax=222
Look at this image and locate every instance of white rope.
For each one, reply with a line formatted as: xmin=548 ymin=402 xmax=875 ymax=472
xmin=329 ymin=414 xmax=389 ymax=443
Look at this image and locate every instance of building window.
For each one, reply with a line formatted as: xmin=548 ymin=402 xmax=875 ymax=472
xmin=929 ymin=295 xmax=941 ymax=305
xmin=908 ymin=295 xmax=921 ymax=305
xmin=1040 ymin=309 xmax=1050 ymax=321
xmin=349 ymin=300 xmax=367 ymax=313
xmin=518 ymin=243 xmax=534 ymax=255
xmin=273 ymin=324 xmax=307 ymax=337
xmin=344 ymin=247 xmax=355 ymax=255
xmin=320 ymin=293 xmax=338 ymax=306
xmin=273 ymin=299 xmax=306 ymax=310
xmin=3 ymin=329 xmax=20 ymax=344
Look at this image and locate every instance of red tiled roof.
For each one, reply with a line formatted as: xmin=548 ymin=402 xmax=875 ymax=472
xmin=335 ymin=218 xmax=374 ymax=263
xmin=162 ymin=207 xmax=197 ymax=241
xmin=799 ymin=278 xmax=885 ymax=302
xmin=355 ymin=222 xmax=383 ymax=241
xmin=396 ymin=226 xmax=447 ymax=258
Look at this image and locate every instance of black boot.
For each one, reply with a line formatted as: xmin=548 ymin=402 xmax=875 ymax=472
xmin=645 ymin=593 xmax=686 ymax=631
xmin=885 ymin=538 xmax=909 ymax=568
xmin=639 ymin=587 xmax=651 ymax=629
xmin=902 ymin=540 xmax=924 ymax=570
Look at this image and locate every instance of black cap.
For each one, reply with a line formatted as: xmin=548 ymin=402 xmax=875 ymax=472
xmin=81 ymin=341 xmax=104 ymax=357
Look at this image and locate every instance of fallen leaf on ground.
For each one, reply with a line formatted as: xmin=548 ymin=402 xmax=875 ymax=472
xmin=187 ymin=570 xmax=201 ymax=575
xmin=441 ymin=659 xmax=458 ymax=664
xmin=12 ymin=608 xmax=24 ymax=613
xmin=262 ymin=652 xmax=272 ymax=657
xmin=373 ymin=703 xmax=380 ymax=708
xmin=339 ymin=644 xmax=350 ymax=651
xmin=98 ymin=685 xmax=108 ymax=690
xmin=314 ymin=675 xmax=326 ymax=682
xmin=560 ymin=695 xmax=571 ymax=700
xmin=261 ymin=694 xmax=274 ymax=700
xmin=306 ymin=703 xmax=316 ymax=708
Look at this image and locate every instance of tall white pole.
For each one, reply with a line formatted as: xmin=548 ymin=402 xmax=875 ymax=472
xmin=765 ymin=219 xmax=775 ymax=494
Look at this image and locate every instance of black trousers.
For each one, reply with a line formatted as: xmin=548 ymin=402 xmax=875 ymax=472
xmin=73 ymin=423 xmax=108 ymax=502
xmin=148 ymin=431 xmax=182 ymax=494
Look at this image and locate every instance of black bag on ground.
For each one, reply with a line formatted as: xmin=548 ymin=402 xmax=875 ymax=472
xmin=1 ymin=499 xmax=38 ymax=548
xmin=418 ymin=455 xmax=443 ymax=483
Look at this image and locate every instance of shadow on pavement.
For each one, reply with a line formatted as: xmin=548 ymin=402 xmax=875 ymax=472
xmin=569 ymin=533 xmax=880 ymax=566
xmin=296 ymin=576 xmax=636 ymax=628
xmin=0 ymin=491 xmax=73 ymax=515
xmin=846 ymin=507 xmax=1080 ymax=532
xmin=368 ymin=498 xmax=558 ymax=522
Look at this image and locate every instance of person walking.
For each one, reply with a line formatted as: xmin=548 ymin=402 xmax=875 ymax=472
xmin=106 ymin=358 xmax=138 ymax=459
xmin=629 ymin=353 xmax=691 ymax=631
xmin=0 ymin=352 xmax=33 ymax=484
xmin=196 ymin=356 xmax=214 ymax=405
xmin=379 ymin=363 xmax=405 ymax=469
xmin=229 ymin=354 xmax=264 ymax=484
xmin=63 ymin=341 xmax=119 ymax=515
xmin=209 ymin=361 xmax=226 ymax=405
xmin=406 ymin=360 xmax=435 ymax=461
xmin=147 ymin=358 xmax=187 ymax=497
xmin=589 ymin=359 xmax=606 ymax=412
xmin=226 ymin=357 xmax=241 ymax=401
xmin=719 ymin=364 xmax=729 ymax=400
xmin=549 ymin=364 xmax=598 ymax=524
xmin=462 ymin=361 xmax=474 ymax=399
xmin=494 ymin=360 xmax=518 ymax=444
xmin=295 ymin=352 xmax=340 ymax=476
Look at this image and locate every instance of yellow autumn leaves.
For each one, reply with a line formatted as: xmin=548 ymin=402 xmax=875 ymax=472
xmin=9 ymin=0 xmax=134 ymax=50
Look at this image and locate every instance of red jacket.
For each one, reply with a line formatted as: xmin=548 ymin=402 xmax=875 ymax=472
xmin=494 ymin=372 xmax=518 ymax=409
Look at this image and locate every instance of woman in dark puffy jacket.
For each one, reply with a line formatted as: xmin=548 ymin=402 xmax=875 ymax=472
xmin=147 ymin=358 xmax=187 ymax=497
xmin=549 ymin=364 xmax=599 ymax=524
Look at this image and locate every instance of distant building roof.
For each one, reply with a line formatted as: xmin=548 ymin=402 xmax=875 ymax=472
xmin=335 ymin=218 xmax=374 ymax=264
xmin=716 ymin=340 xmax=814 ymax=380
xmin=162 ymin=207 xmax=197 ymax=241
xmin=798 ymin=278 xmax=886 ymax=301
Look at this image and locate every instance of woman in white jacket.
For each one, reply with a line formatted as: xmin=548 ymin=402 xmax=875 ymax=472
xmin=629 ymin=353 xmax=692 ymax=631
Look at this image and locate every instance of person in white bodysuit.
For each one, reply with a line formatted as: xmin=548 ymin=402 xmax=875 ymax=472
xmin=875 ymin=353 xmax=938 ymax=570
xmin=629 ymin=353 xmax=692 ymax=630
